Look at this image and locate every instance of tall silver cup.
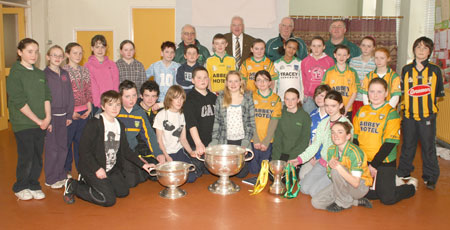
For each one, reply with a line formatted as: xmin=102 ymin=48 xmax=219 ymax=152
xmin=149 ymin=161 xmax=195 ymax=199
xmin=269 ymin=160 xmax=287 ymax=195
xmin=198 ymin=145 xmax=254 ymax=195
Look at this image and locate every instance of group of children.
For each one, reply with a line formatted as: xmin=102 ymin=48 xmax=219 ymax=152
xmin=7 ymin=30 xmax=444 ymax=212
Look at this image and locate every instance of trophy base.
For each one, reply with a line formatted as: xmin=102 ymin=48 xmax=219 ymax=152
xmin=208 ymin=177 xmax=240 ymax=195
xmin=269 ymin=185 xmax=286 ymax=195
xmin=159 ymin=187 xmax=186 ymax=199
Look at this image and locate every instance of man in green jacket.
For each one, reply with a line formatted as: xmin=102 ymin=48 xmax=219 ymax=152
xmin=174 ymin=24 xmax=211 ymax=65
xmin=265 ymin=17 xmax=308 ymax=62
xmin=324 ymin=20 xmax=361 ymax=63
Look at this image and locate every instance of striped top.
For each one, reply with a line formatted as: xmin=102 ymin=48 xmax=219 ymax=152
xmin=400 ymin=60 xmax=445 ymax=120
xmin=349 ymin=55 xmax=376 ymax=101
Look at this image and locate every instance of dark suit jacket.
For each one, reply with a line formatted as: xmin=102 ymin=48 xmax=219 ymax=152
xmin=224 ymin=32 xmax=255 ymax=63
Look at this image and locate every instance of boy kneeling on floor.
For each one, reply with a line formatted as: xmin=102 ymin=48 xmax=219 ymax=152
xmin=63 ymin=90 xmax=154 ymax=207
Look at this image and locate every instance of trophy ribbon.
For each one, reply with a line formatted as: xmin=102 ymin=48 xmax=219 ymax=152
xmin=283 ymin=163 xmax=301 ymax=199
xmin=249 ymin=160 xmax=269 ymax=195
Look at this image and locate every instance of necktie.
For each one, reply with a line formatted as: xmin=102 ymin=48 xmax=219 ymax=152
xmin=235 ymin=36 xmax=241 ymax=69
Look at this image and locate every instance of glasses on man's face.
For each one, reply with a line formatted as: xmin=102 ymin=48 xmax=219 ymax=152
xmin=50 ymin=54 xmax=64 ymax=59
xmin=280 ymin=24 xmax=293 ymax=28
xmin=183 ymin=32 xmax=195 ymax=36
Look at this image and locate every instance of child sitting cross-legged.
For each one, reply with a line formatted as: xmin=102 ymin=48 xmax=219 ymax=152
xmin=311 ymin=121 xmax=373 ymax=212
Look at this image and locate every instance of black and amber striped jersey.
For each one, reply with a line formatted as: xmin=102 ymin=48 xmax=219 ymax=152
xmin=400 ymin=60 xmax=445 ymax=120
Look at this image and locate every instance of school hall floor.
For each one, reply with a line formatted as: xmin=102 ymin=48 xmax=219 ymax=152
xmin=0 ymin=125 xmax=449 ymax=230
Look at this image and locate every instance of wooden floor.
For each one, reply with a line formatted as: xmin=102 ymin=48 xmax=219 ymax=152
xmin=1 ymin=125 xmax=449 ymax=230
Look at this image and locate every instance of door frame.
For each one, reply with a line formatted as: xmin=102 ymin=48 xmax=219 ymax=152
xmin=0 ymin=5 xmax=26 ymax=131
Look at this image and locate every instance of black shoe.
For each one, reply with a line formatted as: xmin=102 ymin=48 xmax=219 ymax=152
xmin=357 ymin=198 xmax=373 ymax=208
xmin=326 ymin=202 xmax=347 ymax=212
xmin=425 ymin=181 xmax=436 ymax=190
xmin=63 ymin=178 xmax=76 ymax=204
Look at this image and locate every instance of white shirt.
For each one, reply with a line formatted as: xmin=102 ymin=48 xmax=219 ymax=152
xmin=101 ymin=114 xmax=120 ymax=172
xmin=226 ymin=105 xmax=245 ymax=141
xmin=232 ymin=34 xmax=244 ymax=57
xmin=274 ymin=57 xmax=304 ymax=102
xmin=153 ymin=109 xmax=185 ymax=154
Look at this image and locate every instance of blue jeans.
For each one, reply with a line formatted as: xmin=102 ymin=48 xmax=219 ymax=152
xmin=249 ymin=143 xmax=272 ymax=174
xmin=65 ymin=110 xmax=89 ymax=172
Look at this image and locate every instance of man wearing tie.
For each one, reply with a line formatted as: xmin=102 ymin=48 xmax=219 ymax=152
xmin=224 ymin=16 xmax=255 ymax=70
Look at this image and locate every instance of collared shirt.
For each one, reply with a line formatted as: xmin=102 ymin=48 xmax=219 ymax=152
xmin=232 ymin=33 xmax=243 ymax=57
xmin=354 ymin=102 xmax=400 ymax=163
xmin=205 ymin=53 xmax=236 ymax=92
xmin=327 ymin=141 xmax=373 ymax=187
xmin=324 ymin=37 xmax=362 ymax=63
xmin=362 ymin=67 xmax=401 ymax=102
xmin=266 ymin=34 xmax=308 ymax=61
xmin=322 ymin=64 xmax=360 ymax=111
xmin=116 ymin=58 xmax=147 ymax=91
xmin=400 ymin=59 xmax=445 ymax=120
xmin=240 ymin=56 xmax=277 ymax=92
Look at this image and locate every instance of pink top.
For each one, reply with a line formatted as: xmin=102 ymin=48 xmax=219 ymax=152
xmin=85 ymin=55 xmax=119 ymax=107
xmin=301 ymin=54 xmax=334 ymax=97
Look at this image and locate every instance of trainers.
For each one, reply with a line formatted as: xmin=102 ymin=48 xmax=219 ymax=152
xmin=425 ymin=181 xmax=436 ymax=190
xmin=15 ymin=189 xmax=33 ymax=201
xmin=406 ymin=177 xmax=418 ymax=190
xmin=395 ymin=175 xmax=406 ymax=186
xmin=357 ymin=198 xmax=373 ymax=208
xmin=326 ymin=202 xmax=347 ymax=212
xmin=29 ymin=190 xmax=45 ymax=200
xmin=63 ymin=178 xmax=75 ymax=204
xmin=46 ymin=179 xmax=66 ymax=189
xmin=67 ymin=172 xmax=73 ymax=179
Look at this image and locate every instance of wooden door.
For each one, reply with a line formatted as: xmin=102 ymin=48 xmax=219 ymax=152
xmin=132 ymin=8 xmax=175 ymax=69
xmin=75 ymin=30 xmax=114 ymax=66
xmin=0 ymin=6 xmax=26 ymax=131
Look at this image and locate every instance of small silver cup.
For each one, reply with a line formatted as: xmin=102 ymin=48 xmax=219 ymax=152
xmin=149 ymin=161 xmax=195 ymax=199
xmin=269 ymin=160 xmax=287 ymax=195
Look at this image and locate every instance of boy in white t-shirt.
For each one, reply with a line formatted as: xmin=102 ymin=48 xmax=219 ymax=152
xmin=63 ymin=90 xmax=154 ymax=206
xmin=153 ymin=85 xmax=198 ymax=183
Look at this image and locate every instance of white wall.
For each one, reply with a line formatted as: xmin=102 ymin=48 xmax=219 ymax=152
xmin=28 ymin=0 xmax=430 ymax=69
xmin=289 ymin=0 xmax=360 ymax=16
xmin=30 ymin=0 xmax=176 ymax=68
xmin=175 ymin=0 xmax=289 ymax=52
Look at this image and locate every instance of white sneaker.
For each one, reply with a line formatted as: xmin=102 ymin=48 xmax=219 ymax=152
xmin=67 ymin=172 xmax=73 ymax=179
xmin=45 ymin=179 xmax=66 ymax=189
xmin=28 ymin=189 xmax=45 ymax=199
xmin=395 ymin=175 xmax=406 ymax=186
xmin=15 ymin=189 xmax=33 ymax=201
xmin=406 ymin=177 xmax=419 ymax=190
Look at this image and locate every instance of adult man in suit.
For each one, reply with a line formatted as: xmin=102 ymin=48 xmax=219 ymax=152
xmin=224 ymin=16 xmax=255 ymax=70
xmin=266 ymin=17 xmax=308 ymax=62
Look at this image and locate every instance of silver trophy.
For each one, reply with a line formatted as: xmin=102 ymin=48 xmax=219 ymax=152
xmin=269 ymin=160 xmax=287 ymax=195
xmin=149 ymin=161 xmax=195 ymax=199
xmin=198 ymin=144 xmax=254 ymax=195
